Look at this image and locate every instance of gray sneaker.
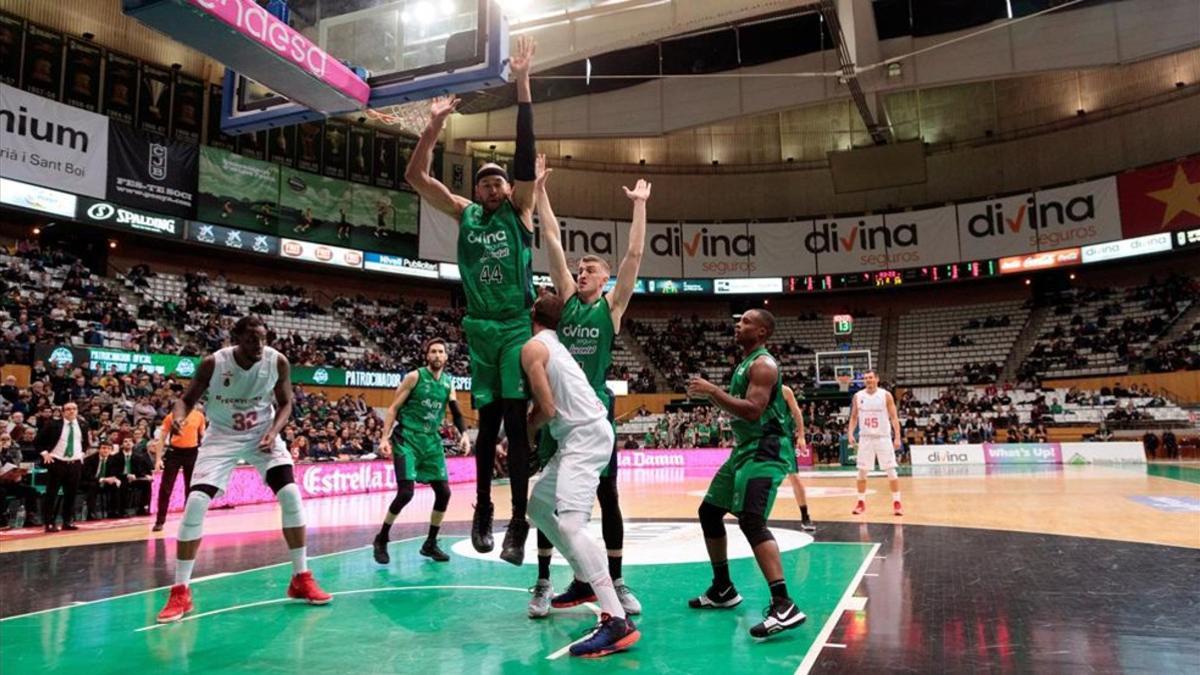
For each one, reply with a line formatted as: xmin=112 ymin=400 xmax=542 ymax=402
xmin=615 ymin=579 xmax=642 ymax=615
xmin=528 ymin=579 xmax=553 ymax=619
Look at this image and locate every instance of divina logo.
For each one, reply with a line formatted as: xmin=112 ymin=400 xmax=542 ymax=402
xmin=966 ymin=194 xmax=1097 ymax=245
xmin=467 ymin=230 xmax=507 ymax=245
xmin=560 ymin=324 xmax=601 ymax=339
xmin=0 ymin=105 xmax=90 ymax=151
xmin=805 ymin=220 xmax=918 ymax=254
xmin=533 ymin=222 xmax=613 ymax=256
xmin=650 ymin=226 xmax=756 ymax=258
xmin=927 ymin=450 xmax=969 ymax=463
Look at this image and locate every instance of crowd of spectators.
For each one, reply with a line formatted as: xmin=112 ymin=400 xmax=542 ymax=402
xmin=626 ymin=317 xmax=736 ymax=392
xmin=1145 ymin=322 xmax=1200 ymax=373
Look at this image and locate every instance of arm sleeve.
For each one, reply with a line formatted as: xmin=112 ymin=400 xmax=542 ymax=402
xmin=448 ymin=400 xmax=467 ymax=433
xmin=513 ymin=102 xmax=535 ymax=181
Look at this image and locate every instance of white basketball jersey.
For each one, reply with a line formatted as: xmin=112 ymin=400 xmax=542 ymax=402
xmin=207 ymin=346 xmax=280 ymax=434
xmin=855 ymin=388 xmax=892 ymax=439
xmin=533 ymin=330 xmax=607 ymax=440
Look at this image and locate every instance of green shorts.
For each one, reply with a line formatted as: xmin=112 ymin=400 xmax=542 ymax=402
xmin=463 ymin=315 xmax=531 ymax=408
xmin=392 ymin=434 xmax=448 ymax=483
xmin=703 ymin=455 xmax=788 ymax=517
xmin=536 ymin=391 xmax=617 ymax=478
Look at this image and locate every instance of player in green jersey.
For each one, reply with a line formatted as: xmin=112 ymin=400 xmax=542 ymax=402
xmin=685 ymin=310 xmax=807 ymax=639
xmin=372 ymin=338 xmax=470 ymax=564
xmin=782 ymin=385 xmax=817 ymax=532
xmin=525 ymin=155 xmax=650 ymax=618
xmin=405 ymin=37 xmax=540 ymax=564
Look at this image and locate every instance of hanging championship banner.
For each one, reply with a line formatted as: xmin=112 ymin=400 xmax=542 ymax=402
xmin=296 ymin=121 xmax=323 ymax=173
xmin=268 ymin=125 xmax=296 ymax=166
xmin=237 ymin=128 xmax=266 ymax=161
xmin=21 ymin=23 xmax=63 ymax=100
xmin=322 ymin=119 xmax=349 ymax=179
xmin=373 ymin=131 xmax=399 ymax=189
xmin=138 ymin=62 xmax=171 ymax=136
xmin=205 ymin=83 xmax=236 ymax=150
xmin=106 ymin=121 xmax=198 ymax=218
xmin=171 ymin=72 xmax=204 ymax=144
xmin=348 ymin=125 xmax=373 ymax=184
xmin=0 ymin=13 xmax=23 ymax=87
xmin=63 ymin=37 xmax=102 ymax=111
xmin=103 ymin=51 xmax=138 ymax=126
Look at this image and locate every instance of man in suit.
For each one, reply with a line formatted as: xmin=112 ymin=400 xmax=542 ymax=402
xmin=35 ymin=401 xmax=90 ymax=532
xmin=117 ymin=437 xmax=155 ymax=516
xmin=82 ymin=440 xmax=122 ymax=519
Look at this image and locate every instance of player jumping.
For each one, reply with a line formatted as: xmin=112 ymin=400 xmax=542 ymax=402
xmin=847 ymin=369 xmax=903 ymax=516
xmin=527 ymin=155 xmax=649 ymax=618
xmin=404 ymin=36 xmax=539 ymax=564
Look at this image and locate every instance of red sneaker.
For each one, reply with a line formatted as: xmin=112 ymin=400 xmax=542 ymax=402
xmin=287 ymin=570 xmax=333 ymax=605
xmin=852 ymin=501 xmax=866 ymax=515
xmin=156 ymin=584 xmax=193 ymax=623
xmin=893 ymin=501 xmax=903 ymax=516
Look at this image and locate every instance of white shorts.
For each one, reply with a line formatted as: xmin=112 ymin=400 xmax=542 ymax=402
xmin=192 ymin=428 xmax=293 ymax=497
xmin=532 ymin=419 xmax=614 ymax=514
xmin=856 ymin=436 xmax=897 ymax=471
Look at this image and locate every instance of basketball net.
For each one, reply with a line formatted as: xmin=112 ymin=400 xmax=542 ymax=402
xmin=836 ymin=373 xmax=852 ymax=393
xmin=364 ymin=101 xmax=432 ymax=137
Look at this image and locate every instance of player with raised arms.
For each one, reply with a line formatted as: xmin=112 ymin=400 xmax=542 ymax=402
xmin=404 ymin=36 xmax=539 ymax=564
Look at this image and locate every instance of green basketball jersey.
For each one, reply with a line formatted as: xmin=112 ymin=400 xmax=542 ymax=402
xmin=728 ymin=346 xmax=794 ymax=468
xmin=557 ymin=294 xmax=615 ymax=401
xmin=397 ymin=367 xmax=452 ymax=440
xmin=457 ymin=200 xmax=534 ymax=320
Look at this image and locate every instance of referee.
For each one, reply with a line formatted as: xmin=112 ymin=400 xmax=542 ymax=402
xmin=152 ymin=402 xmax=205 ymax=532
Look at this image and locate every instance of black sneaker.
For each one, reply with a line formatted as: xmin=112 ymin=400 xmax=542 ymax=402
xmin=499 ymin=518 xmax=529 ymax=566
xmin=419 ymin=539 xmax=450 ymax=562
xmin=552 ymin=579 xmax=598 ymax=608
xmin=800 ymin=518 xmax=816 ymax=533
xmin=472 ymin=503 xmax=494 ymax=553
xmin=688 ymin=583 xmax=742 ymax=609
xmin=372 ymin=533 xmax=390 ymax=564
xmin=749 ymin=598 xmax=806 ymax=638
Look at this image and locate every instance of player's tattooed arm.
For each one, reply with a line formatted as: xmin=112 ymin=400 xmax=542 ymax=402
xmin=610 ymin=179 xmax=651 ymax=333
xmin=379 ymin=370 xmax=420 ymax=458
xmin=404 ymin=96 xmax=472 ymax=218
xmin=534 ymin=154 xmax=576 ymax=299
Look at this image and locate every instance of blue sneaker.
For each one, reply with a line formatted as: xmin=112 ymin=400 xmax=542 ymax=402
xmin=569 ymin=614 xmax=640 ymax=658
xmin=552 ymin=579 xmax=597 ymax=608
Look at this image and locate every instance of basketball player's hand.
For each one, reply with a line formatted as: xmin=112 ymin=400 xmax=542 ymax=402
xmin=623 ymin=179 xmax=652 ymax=202
xmin=458 ymin=433 xmax=471 ymax=455
xmin=687 ymin=376 xmax=717 ymax=399
xmin=534 ymin=154 xmax=552 ymax=192
xmin=378 ymin=438 xmax=392 ymax=459
xmin=893 ymin=438 xmax=902 ymax=451
xmin=429 ymin=95 xmax=460 ymax=124
xmin=41 ymin=452 xmax=54 ymax=465
xmin=155 ymin=459 xmax=163 ymax=471
xmin=510 ymin=35 xmax=536 ymax=78
xmin=257 ymin=430 xmax=277 ymax=453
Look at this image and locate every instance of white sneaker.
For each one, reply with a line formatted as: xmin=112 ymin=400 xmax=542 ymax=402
xmin=528 ymin=579 xmax=553 ymax=619
xmin=614 ymin=579 xmax=642 ymax=615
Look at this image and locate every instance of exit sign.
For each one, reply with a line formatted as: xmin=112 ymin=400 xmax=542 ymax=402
xmin=834 ymin=314 xmax=854 ymax=335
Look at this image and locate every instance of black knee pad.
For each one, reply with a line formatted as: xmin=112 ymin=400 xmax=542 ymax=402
xmin=189 ymin=484 xmax=219 ymax=499
xmin=389 ymin=480 xmax=415 ymax=514
xmin=737 ymin=511 xmax=775 ymax=547
xmin=597 ymin=474 xmax=623 ymax=549
xmin=265 ymin=464 xmax=295 ymax=494
xmin=429 ymin=480 xmax=451 ymax=512
xmin=698 ymin=501 xmax=728 ymax=539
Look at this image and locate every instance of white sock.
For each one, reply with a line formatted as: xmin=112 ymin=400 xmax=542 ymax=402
xmin=590 ymin=574 xmax=626 ymax=620
xmin=175 ymin=559 xmax=196 ymax=586
xmin=290 ymin=546 xmax=308 ymax=575
xmin=892 ymin=492 xmax=901 ymax=501
xmin=857 ymin=493 xmax=866 ymax=502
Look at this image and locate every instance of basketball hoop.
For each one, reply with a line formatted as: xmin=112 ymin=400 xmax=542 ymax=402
xmin=364 ymin=101 xmax=433 ymax=137
xmin=836 ymin=373 xmax=852 ymax=392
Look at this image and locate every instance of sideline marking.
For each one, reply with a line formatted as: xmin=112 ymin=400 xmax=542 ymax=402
xmin=795 ymin=542 xmax=880 ymax=675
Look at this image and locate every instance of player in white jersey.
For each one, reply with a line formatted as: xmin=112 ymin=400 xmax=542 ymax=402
xmin=156 ymin=316 xmax=331 ymax=623
xmin=520 ymin=293 xmax=640 ymax=658
xmin=846 ymin=370 xmax=904 ymax=516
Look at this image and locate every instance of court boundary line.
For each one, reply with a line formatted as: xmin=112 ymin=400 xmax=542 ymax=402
xmin=795 ymin=542 xmax=881 ymax=675
xmin=0 ymin=536 xmax=423 ymax=622
xmin=135 ymin=584 xmax=530 ymax=632
xmin=546 ymin=601 xmax=602 ymax=660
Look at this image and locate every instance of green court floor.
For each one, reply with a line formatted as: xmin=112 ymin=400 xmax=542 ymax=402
xmin=1 ymin=529 xmax=874 ymax=674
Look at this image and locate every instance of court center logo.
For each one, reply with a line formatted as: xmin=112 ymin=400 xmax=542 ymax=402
xmin=451 ymin=520 xmax=813 ymax=566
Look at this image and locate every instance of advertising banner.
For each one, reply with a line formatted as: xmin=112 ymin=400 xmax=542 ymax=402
xmin=1031 ymin=177 xmax=1122 ymax=251
xmin=187 ymin=220 xmax=280 ymax=257
xmin=21 ymin=23 xmax=62 ymax=100
xmin=1059 ymin=442 xmax=1145 ymax=464
xmin=810 ymin=215 xmax=896 ymax=275
xmin=623 ymin=221 xmax=684 ymax=278
xmin=102 ymin=51 xmax=138 ymax=126
xmin=137 ymin=62 xmax=172 ymax=137
xmin=280 ymin=237 xmax=363 ymax=269
xmin=363 ymin=252 xmax=440 ymax=278
xmin=0 ymin=177 xmax=77 ymax=217
xmin=1117 ymin=156 xmax=1200 ymax=238
xmin=418 ymin=198 xmax=459 ymax=263
xmin=956 ymin=192 xmax=1040 ymax=260
xmin=345 ymin=183 xmax=419 ymax=257
xmin=0 ymin=13 xmax=22 ymax=87
xmin=883 ymin=205 xmax=960 ymax=268
xmin=998 ymin=247 xmax=1081 ymax=274
xmin=0 ymin=82 xmax=109 ymax=198
xmin=63 ymin=36 xmax=102 ymax=111
xmin=531 ymin=215 xmax=617 ymax=274
xmin=196 ymin=145 xmax=279 ymax=233
xmin=78 ymin=197 xmax=184 ymax=239
xmin=982 ymin=442 xmax=1063 ymax=464
xmin=910 ymin=444 xmax=987 ymax=466
xmin=1081 ymin=233 xmax=1172 ymax=264
xmin=680 ymin=222 xmax=753 ymax=278
xmin=753 ymin=220 xmax=816 ymax=277
xmin=106 ymin=121 xmax=198 ymax=217
xmin=170 ymin=72 xmax=204 ymax=144
xmin=39 ymin=344 xmax=199 ymax=377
